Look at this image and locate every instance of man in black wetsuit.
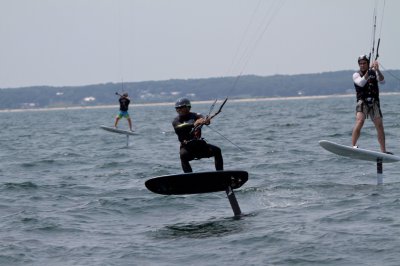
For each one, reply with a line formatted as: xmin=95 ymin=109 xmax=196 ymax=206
xmin=172 ymin=98 xmax=223 ymax=173
xmin=114 ymin=92 xmax=133 ymax=131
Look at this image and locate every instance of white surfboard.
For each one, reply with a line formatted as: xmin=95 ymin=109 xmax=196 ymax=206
xmin=100 ymin=125 xmax=136 ymax=136
xmin=319 ymin=140 xmax=400 ymax=163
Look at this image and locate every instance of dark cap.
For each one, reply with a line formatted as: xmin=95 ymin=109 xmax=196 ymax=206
xmin=175 ymin=98 xmax=191 ymax=108
xmin=358 ymin=54 xmax=369 ymax=63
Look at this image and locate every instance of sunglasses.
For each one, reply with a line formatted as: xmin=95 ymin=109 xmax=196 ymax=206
xmin=175 ymin=106 xmax=187 ymax=110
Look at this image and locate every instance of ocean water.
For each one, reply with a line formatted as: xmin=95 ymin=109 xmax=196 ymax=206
xmin=1 ymin=94 xmax=400 ymax=266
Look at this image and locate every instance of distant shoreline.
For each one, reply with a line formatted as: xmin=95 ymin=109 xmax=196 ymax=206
xmin=2 ymin=92 xmax=400 ymax=113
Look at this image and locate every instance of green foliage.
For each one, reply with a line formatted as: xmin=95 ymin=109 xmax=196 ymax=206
xmin=1 ymin=70 xmax=400 ymax=110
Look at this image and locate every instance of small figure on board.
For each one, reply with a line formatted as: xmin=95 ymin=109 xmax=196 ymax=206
xmin=172 ymin=98 xmax=223 ymax=173
xmin=351 ymin=54 xmax=391 ymax=154
xmin=114 ymin=92 xmax=133 ymax=131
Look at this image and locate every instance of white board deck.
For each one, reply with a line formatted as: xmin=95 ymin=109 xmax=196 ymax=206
xmin=100 ymin=125 xmax=136 ymax=136
xmin=319 ymin=140 xmax=400 ymax=163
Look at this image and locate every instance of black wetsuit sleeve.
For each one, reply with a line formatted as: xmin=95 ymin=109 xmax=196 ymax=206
xmin=172 ymin=113 xmax=202 ymax=142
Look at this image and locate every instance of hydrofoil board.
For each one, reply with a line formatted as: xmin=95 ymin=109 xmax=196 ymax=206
xmin=319 ymin=140 xmax=400 ymax=163
xmin=100 ymin=125 xmax=136 ymax=136
xmin=145 ymin=170 xmax=248 ymax=195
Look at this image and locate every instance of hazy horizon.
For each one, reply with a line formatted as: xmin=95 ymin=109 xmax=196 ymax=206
xmin=1 ymin=0 xmax=398 ymax=88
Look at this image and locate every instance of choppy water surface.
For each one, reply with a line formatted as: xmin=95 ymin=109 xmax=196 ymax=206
xmin=1 ymin=95 xmax=400 ymax=265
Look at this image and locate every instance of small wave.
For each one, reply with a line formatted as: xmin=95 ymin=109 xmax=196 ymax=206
xmin=271 ymin=122 xmax=301 ymax=128
xmin=20 ymin=162 xmax=36 ymax=168
xmin=20 ymin=159 xmax=59 ymax=168
xmin=98 ymin=162 xmax=120 ymax=169
xmin=151 ymin=217 xmax=244 ymax=239
xmin=2 ymin=181 xmax=38 ymax=190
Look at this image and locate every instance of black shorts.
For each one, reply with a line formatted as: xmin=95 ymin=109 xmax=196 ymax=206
xmin=183 ymin=139 xmax=213 ymax=159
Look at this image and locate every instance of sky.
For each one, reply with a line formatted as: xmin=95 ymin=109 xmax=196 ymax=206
xmin=0 ymin=0 xmax=398 ymax=88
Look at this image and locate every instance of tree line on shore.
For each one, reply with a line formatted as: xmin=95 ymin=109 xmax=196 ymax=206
xmin=1 ymin=70 xmax=399 ymax=110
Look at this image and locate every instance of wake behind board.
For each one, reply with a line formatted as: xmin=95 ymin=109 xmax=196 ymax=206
xmin=145 ymin=170 xmax=248 ymax=195
xmin=319 ymin=140 xmax=400 ymax=163
xmin=100 ymin=125 xmax=136 ymax=136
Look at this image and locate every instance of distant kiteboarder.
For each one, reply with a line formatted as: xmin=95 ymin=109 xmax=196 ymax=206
xmin=172 ymin=98 xmax=224 ymax=173
xmin=114 ymin=92 xmax=133 ymax=131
